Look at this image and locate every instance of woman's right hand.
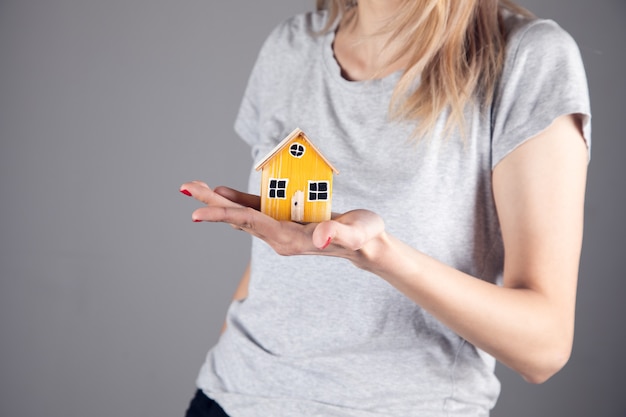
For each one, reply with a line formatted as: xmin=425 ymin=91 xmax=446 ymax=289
xmin=179 ymin=181 xmax=387 ymax=264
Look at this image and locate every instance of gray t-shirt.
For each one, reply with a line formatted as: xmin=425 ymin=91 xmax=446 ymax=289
xmin=196 ymin=10 xmax=591 ymax=417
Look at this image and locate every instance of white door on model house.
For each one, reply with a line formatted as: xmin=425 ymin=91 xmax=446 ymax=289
xmin=291 ymin=190 xmax=304 ymax=222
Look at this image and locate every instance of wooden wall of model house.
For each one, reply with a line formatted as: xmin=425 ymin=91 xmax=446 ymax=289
xmin=256 ymin=130 xmax=337 ymax=223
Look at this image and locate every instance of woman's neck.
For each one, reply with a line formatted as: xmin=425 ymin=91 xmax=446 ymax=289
xmin=352 ymin=0 xmax=402 ymax=36
xmin=333 ymin=0 xmax=407 ymax=81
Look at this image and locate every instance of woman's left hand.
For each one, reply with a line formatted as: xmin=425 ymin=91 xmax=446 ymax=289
xmin=179 ymin=181 xmax=386 ymax=263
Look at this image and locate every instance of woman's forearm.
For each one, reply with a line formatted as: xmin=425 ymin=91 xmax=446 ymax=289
xmin=354 ymin=232 xmax=574 ymax=384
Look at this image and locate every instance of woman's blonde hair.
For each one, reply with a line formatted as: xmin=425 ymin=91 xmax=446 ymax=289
xmin=316 ymin=0 xmax=533 ymax=138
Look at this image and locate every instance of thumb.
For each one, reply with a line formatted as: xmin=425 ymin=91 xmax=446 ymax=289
xmin=312 ymin=210 xmax=384 ymax=251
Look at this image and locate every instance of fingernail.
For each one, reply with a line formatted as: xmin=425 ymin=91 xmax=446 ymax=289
xmin=180 ymin=189 xmax=192 ymax=197
xmin=321 ymin=237 xmax=332 ymax=250
xmin=192 ymin=219 xmax=202 ymax=222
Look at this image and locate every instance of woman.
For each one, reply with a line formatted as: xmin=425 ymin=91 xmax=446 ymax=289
xmin=181 ymin=0 xmax=591 ymax=415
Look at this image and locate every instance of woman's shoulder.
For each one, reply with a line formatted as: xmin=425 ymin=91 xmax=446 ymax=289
xmin=259 ymin=10 xmax=331 ymax=58
xmin=502 ymin=12 xmax=581 ymax=60
xmin=275 ymin=10 xmax=331 ymax=36
xmin=491 ymin=11 xmax=591 ymax=168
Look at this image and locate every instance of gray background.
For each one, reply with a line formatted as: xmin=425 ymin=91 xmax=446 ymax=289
xmin=0 ymin=0 xmax=623 ymax=416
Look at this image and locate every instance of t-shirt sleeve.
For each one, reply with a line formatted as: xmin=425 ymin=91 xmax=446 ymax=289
xmin=491 ymin=19 xmax=592 ymax=169
xmin=233 ymin=19 xmax=294 ymax=164
xmin=233 ymin=41 xmax=267 ymax=155
xmin=233 ymin=14 xmax=319 ymax=195
xmin=232 ymin=24 xmax=282 ymax=195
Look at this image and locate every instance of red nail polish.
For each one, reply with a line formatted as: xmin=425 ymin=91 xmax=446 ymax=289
xmin=180 ymin=189 xmax=192 ymax=196
xmin=321 ymin=237 xmax=332 ymax=250
xmin=193 ymin=219 xmax=202 ymax=222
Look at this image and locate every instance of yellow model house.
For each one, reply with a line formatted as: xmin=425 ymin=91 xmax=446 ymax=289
xmin=255 ymin=128 xmax=339 ymax=223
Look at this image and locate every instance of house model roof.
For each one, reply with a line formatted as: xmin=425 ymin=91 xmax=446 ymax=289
xmin=254 ymin=128 xmax=339 ymax=174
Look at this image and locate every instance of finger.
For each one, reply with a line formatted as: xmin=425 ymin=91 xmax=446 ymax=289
xmin=181 ymin=180 xmax=211 ymax=193
xmin=214 ymin=186 xmax=261 ymax=210
xmin=312 ymin=210 xmax=385 ymax=251
xmin=193 ymin=205 xmax=319 ymax=256
xmin=179 ymin=181 xmax=242 ymax=208
xmin=192 ymin=206 xmax=258 ymax=229
xmin=179 ymin=180 xmax=208 ymax=198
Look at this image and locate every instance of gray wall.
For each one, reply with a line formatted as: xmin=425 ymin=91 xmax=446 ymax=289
xmin=0 ymin=1 xmax=623 ymax=416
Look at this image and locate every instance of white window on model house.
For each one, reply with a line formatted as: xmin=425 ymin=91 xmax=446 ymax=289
xmin=268 ymin=178 xmax=288 ymax=199
xmin=308 ymin=181 xmax=329 ymax=201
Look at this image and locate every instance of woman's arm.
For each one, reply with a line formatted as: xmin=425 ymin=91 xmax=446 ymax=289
xmin=232 ymin=263 xmax=251 ymax=302
xmin=353 ymin=114 xmax=588 ymax=383
xmin=221 ymin=263 xmax=250 ymax=334
xmin=180 ymin=114 xmax=588 ymax=383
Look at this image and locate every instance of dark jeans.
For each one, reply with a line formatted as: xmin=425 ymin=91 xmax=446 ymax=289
xmin=185 ymin=390 xmax=230 ymax=417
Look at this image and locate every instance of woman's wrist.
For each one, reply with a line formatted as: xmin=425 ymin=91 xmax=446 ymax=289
xmin=347 ymin=229 xmax=393 ymax=273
